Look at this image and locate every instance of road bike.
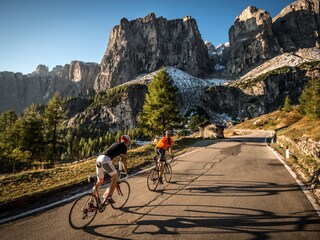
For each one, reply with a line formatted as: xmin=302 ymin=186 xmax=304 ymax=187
xmin=147 ymin=155 xmax=173 ymax=191
xmin=68 ymin=171 xmax=130 ymax=229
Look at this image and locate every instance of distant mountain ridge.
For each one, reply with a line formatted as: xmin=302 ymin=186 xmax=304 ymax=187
xmin=0 ymin=61 xmax=99 ymax=113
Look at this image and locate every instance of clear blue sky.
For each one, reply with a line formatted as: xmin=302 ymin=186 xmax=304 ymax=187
xmin=0 ymin=0 xmax=294 ymax=74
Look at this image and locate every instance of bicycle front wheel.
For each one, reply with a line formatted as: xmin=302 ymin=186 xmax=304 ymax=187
xmin=69 ymin=193 xmax=98 ymax=229
xmin=111 ymin=180 xmax=130 ymax=209
xmin=147 ymin=168 xmax=159 ymax=191
xmin=164 ymin=163 xmax=172 ymax=183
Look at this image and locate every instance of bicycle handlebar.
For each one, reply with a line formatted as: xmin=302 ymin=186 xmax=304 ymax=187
xmin=118 ymin=170 xmax=129 ymax=181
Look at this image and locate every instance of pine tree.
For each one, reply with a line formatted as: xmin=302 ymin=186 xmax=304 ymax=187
xmin=43 ymin=93 xmax=67 ymax=164
xmin=283 ymin=95 xmax=291 ymax=112
xmin=0 ymin=109 xmax=17 ymax=132
xmin=14 ymin=104 xmax=45 ymax=162
xmin=0 ymin=110 xmax=18 ymax=173
xmin=138 ymin=68 xmax=181 ymax=136
xmin=300 ymin=78 xmax=320 ymax=118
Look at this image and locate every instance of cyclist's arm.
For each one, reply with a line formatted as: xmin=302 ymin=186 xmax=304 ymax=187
xmin=168 ymin=146 xmax=173 ymax=156
xmin=120 ymin=154 xmax=128 ymax=172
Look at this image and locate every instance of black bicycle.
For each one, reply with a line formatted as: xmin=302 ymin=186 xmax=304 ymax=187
xmin=68 ymin=171 xmax=130 ymax=229
xmin=147 ymin=155 xmax=173 ymax=191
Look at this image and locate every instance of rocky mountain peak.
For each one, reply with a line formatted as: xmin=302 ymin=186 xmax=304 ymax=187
xmin=231 ymin=5 xmax=273 ymax=43
xmin=224 ymin=5 xmax=280 ymax=79
xmin=94 ymin=13 xmax=214 ymax=91
xmin=238 ymin=6 xmax=269 ymax=24
xmin=205 ymin=40 xmax=215 ymax=52
xmin=32 ymin=64 xmax=50 ymax=76
xmin=274 ymin=0 xmax=320 ymax=20
xmin=141 ymin=12 xmax=157 ymax=22
xmin=223 ymin=0 xmax=320 ymax=79
xmin=272 ymin=0 xmax=320 ymax=52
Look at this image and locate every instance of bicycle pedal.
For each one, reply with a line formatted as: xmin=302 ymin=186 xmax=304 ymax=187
xmin=99 ymin=204 xmax=106 ymax=212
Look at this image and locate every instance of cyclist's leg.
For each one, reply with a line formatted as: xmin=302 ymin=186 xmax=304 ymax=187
xmin=157 ymin=148 xmax=166 ymax=181
xmin=94 ymin=156 xmax=106 ymax=198
xmin=100 ymin=155 xmax=118 ymax=200
xmin=159 ymin=160 xmax=165 ymax=177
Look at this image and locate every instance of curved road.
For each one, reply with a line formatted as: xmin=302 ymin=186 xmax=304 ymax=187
xmin=1 ymin=131 xmax=319 ymax=239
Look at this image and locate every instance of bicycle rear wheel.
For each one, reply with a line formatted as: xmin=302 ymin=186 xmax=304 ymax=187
xmin=69 ymin=193 xmax=98 ymax=229
xmin=164 ymin=163 xmax=172 ymax=183
xmin=111 ymin=180 xmax=130 ymax=209
xmin=147 ymin=168 xmax=159 ymax=191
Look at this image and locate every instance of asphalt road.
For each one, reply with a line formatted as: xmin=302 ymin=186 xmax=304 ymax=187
xmin=1 ymin=131 xmax=319 ymax=239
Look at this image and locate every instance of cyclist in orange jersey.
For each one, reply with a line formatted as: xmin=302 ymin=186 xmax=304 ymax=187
xmin=155 ymin=130 xmax=173 ymax=184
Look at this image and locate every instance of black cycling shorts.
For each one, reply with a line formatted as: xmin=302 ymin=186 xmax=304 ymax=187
xmin=155 ymin=147 xmax=166 ymax=161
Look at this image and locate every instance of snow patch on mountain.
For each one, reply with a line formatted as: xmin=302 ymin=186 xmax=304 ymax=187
xmin=205 ymin=40 xmax=229 ymax=57
xmin=120 ymin=67 xmax=228 ymax=117
xmin=239 ymin=48 xmax=320 ymax=82
xmin=121 ymin=67 xmax=227 ymax=90
xmin=166 ymin=67 xmax=227 ymax=91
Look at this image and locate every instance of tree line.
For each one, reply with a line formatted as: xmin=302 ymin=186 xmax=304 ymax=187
xmin=0 ymin=93 xmax=139 ymax=174
xmin=1 ymin=68 xmax=318 ymax=174
xmin=283 ymin=77 xmax=320 ymax=118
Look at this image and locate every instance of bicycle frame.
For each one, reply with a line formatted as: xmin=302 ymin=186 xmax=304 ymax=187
xmin=69 ymin=171 xmax=130 ymax=229
xmin=147 ymin=155 xmax=173 ymax=191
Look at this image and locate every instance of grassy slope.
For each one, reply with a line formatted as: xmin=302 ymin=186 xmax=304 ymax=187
xmin=0 ymin=137 xmax=201 ymax=204
xmin=230 ymin=108 xmax=320 ymax=141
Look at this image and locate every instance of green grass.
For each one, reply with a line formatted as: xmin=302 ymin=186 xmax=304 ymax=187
xmin=0 ymin=136 xmax=203 ymax=204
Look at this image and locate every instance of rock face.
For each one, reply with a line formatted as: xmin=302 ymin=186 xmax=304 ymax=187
xmin=203 ymin=60 xmax=320 ymax=123
xmin=0 ymin=71 xmax=51 ymax=114
xmin=223 ymin=0 xmax=320 ymax=78
xmin=67 ymin=84 xmax=148 ymax=133
xmin=95 ymin=13 xmax=214 ymax=91
xmin=0 ymin=61 xmax=100 ymax=114
xmin=224 ymin=6 xmax=281 ymax=78
xmin=58 ymin=61 xmax=100 ymax=92
xmin=272 ymin=0 xmax=320 ymax=52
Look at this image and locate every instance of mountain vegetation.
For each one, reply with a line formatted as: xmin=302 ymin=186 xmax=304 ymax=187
xmin=300 ymin=77 xmax=320 ymax=118
xmin=138 ymin=68 xmax=182 ymax=136
xmin=0 ymin=92 xmax=139 ymax=174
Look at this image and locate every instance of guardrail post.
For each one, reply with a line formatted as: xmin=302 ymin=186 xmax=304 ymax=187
xmin=286 ymin=146 xmax=290 ymax=159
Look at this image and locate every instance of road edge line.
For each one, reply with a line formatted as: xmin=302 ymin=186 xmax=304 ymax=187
xmin=265 ymin=132 xmax=320 ymax=217
xmin=0 ymin=146 xmax=205 ymax=225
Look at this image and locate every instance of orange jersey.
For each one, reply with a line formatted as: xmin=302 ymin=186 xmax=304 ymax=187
xmin=156 ymin=136 xmax=173 ymax=150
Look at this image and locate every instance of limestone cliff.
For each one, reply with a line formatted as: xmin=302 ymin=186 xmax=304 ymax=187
xmin=224 ymin=6 xmax=281 ymax=78
xmin=204 ymin=49 xmax=320 ymax=123
xmin=272 ymin=0 xmax=320 ymax=52
xmin=94 ymin=13 xmax=214 ymax=91
xmin=0 ymin=61 xmax=99 ymax=114
xmin=223 ymin=0 xmax=320 ymax=79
